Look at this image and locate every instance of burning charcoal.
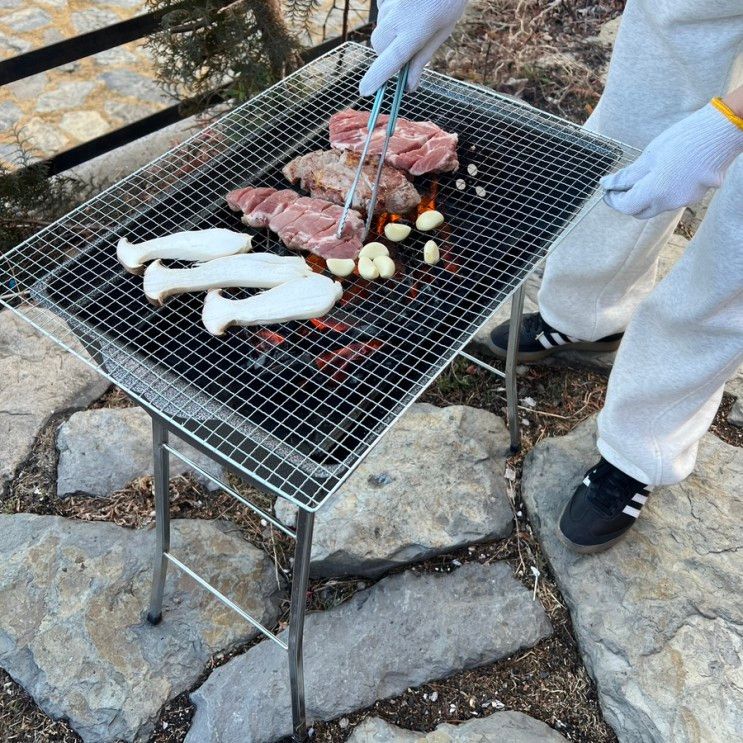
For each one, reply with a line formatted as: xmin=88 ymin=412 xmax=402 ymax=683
xmin=309 ymin=317 xmax=353 ymax=333
xmin=315 ymin=340 xmax=385 ymax=384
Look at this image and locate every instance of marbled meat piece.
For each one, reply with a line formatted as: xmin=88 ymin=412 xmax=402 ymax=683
xmin=241 ymin=189 xmax=300 ymax=229
xmin=283 ymin=149 xmax=421 ymax=215
xmin=225 ymin=186 xmax=364 ymax=260
xmin=329 ymin=109 xmax=459 ymax=175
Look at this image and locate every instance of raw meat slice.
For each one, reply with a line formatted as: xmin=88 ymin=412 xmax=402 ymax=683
xmin=227 ymin=186 xmax=365 ymax=259
xmin=234 ymin=186 xmax=276 ymax=214
xmin=283 ymin=149 xmax=420 ymax=215
xmin=226 ymin=187 xmax=252 ymax=211
xmin=329 ymin=109 xmax=459 ymax=175
xmin=241 ymin=189 xmax=300 ymax=229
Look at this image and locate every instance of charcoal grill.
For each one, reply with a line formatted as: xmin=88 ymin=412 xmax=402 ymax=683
xmin=0 ymin=43 xmax=636 ymax=740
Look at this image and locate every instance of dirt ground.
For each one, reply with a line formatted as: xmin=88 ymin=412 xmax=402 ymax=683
xmin=4 ymin=2 xmax=739 ymax=743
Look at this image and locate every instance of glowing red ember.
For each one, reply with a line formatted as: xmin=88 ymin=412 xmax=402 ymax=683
xmin=310 ymin=317 xmax=353 ymax=332
xmin=254 ymin=329 xmax=286 ymax=352
xmin=315 ymin=340 xmax=385 ymax=383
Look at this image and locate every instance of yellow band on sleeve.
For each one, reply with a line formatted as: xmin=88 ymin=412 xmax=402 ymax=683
xmin=711 ymin=97 xmax=743 ymax=131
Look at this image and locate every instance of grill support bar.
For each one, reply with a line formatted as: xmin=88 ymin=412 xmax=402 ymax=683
xmin=144 ymin=413 xmax=317 ymax=739
xmin=506 ymin=285 xmax=526 ymax=452
xmin=146 ymin=418 xmax=170 ymax=625
xmin=288 ymin=509 xmax=315 ymax=741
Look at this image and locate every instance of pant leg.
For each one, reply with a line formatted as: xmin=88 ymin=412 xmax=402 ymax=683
xmin=596 ymin=156 xmax=743 ymax=486
xmin=538 ymin=0 xmax=743 ymax=340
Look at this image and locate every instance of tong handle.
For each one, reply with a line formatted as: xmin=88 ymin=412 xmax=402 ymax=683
xmin=335 ymin=83 xmax=388 ymax=239
xmin=336 ymin=64 xmax=410 ymax=241
xmin=364 ymin=64 xmax=409 ymax=237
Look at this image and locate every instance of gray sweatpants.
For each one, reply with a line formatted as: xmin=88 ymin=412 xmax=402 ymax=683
xmin=537 ymin=0 xmax=743 ymax=486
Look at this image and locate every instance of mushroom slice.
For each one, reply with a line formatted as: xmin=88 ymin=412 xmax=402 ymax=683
xmin=202 ymin=274 xmax=343 ymax=335
xmin=117 ymin=229 xmax=252 ymax=275
xmin=143 ymin=253 xmax=312 ymax=306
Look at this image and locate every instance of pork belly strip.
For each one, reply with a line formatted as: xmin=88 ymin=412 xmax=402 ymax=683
xmin=328 ymin=109 xmax=459 ymax=175
xmin=225 ymin=186 xmax=364 ymax=260
xmin=282 ymin=149 xmax=421 ymax=215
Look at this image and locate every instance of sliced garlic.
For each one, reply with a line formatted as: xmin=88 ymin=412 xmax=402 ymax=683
xmin=384 ymin=222 xmax=412 ymax=242
xmin=325 ymin=258 xmax=356 ymax=277
xmin=475 ymin=186 xmax=487 ymax=197
xmin=373 ymin=255 xmax=396 ymax=279
xmin=455 ymin=178 xmax=466 ymax=190
xmin=416 ymin=210 xmax=444 ymax=232
xmin=467 ymin=163 xmax=478 ymax=176
xmin=423 ymin=239 xmax=440 ymax=266
xmin=358 ymin=255 xmax=380 ymax=280
xmin=359 ymin=241 xmax=389 ymax=259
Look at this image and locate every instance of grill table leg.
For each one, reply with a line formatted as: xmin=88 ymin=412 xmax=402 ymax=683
xmin=147 ymin=418 xmax=170 ymax=625
xmin=505 ymin=284 xmax=526 ymax=452
xmin=288 ymin=509 xmax=315 ymax=742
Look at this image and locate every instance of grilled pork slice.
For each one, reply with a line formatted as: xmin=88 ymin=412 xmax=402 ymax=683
xmin=282 ymin=149 xmax=421 ymax=215
xmin=329 ymin=109 xmax=459 ymax=176
xmin=225 ymin=186 xmax=365 ymax=260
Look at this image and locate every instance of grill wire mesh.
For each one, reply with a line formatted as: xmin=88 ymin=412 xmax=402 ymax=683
xmin=0 ymin=43 xmax=637 ymax=511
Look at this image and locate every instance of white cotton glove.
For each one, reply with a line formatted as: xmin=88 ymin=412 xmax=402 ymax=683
xmin=358 ymin=0 xmax=469 ymax=97
xmin=601 ymin=100 xmax=743 ymax=220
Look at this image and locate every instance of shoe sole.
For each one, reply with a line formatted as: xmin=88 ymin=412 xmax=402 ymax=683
xmin=480 ymin=339 xmax=622 ymax=364
xmin=555 ymin=500 xmax=627 ymax=554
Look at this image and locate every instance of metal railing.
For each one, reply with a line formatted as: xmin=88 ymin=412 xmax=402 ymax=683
xmin=0 ymin=1 xmax=375 ymax=176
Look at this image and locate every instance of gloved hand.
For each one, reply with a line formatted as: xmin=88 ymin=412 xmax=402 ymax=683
xmin=601 ymin=99 xmax=743 ymax=219
xmin=359 ymin=0 xmax=469 ymax=97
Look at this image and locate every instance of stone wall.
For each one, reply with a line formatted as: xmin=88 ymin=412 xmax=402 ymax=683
xmin=0 ymin=1 xmax=370 ymax=164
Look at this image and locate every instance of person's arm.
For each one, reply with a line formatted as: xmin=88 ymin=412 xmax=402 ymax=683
xmin=358 ymin=0 xmax=469 ymax=97
xmin=601 ymin=84 xmax=743 ymax=219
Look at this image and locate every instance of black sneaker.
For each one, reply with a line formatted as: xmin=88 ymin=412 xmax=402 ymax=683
xmin=482 ymin=312 xmax=623 ymax=363
xmin=558 ymin=458 xmax=653 ymax=554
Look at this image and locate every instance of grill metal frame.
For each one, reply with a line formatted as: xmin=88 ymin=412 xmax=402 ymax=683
xmin=0 ymin=43 xmax=636 ymax=514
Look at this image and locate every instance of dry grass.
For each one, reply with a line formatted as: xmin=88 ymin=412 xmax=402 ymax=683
xmin=432 ymin=0 xmax=624 ymax=122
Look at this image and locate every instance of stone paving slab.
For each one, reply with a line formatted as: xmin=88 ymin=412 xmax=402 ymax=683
xmin=275 ymin=403 xmax=514 ymax=576
xmin=0 ymin=308 xmax=109 ymax=495
xmin=521 ymin=417 xmax=743 ymax=743
xmin=187 ymin=562 xmax=552 ymax=743
xmin=347 ymin=712 xmax=569 ymax=742
xmin=56 ymin=406 xmax=226 ymax=496
xmin=0 ymin=515 xmax=283 ymax=743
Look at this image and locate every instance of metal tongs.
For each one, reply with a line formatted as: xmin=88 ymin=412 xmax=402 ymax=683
xmin=335 ymin=63 xmax=410 ymax=241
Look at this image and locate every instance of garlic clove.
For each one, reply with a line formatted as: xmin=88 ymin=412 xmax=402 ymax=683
xmin=359 ymin=241 xmax=389 ymax=260
xmin=373 ymin=255 xmax=396 ymax=279
xmin=358 ymin=255 xmax=380 ymax=280
xmin=415 ymin=210 xmax=445 ymax=231
xmin=423 ymin=239 xmax=440 ymax=266
xmin=383 ymin=222 xmax=412 ymax=242
xmin=325 ymin=258 xmax=356 ymax=277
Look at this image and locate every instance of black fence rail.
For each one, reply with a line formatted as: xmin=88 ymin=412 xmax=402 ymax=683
xmin=1 ymin=1 xmax=376 ymax=176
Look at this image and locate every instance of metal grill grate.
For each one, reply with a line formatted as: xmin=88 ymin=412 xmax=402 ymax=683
xmin=0 ymin=43 xmax=637 ymax=511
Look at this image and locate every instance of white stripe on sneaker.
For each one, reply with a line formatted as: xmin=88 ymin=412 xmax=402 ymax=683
xmin=622 ymin=505 xmax=641 ymax=518
xmin=550 ymin=332 xmax=568 ymax=345
xmin=632 ymin=493 xmax=648 ymax=505
xmin=583 ymin=476 xmax=591 ymax=487
xmin=537 ymin=332 xmax=553 ymax=349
